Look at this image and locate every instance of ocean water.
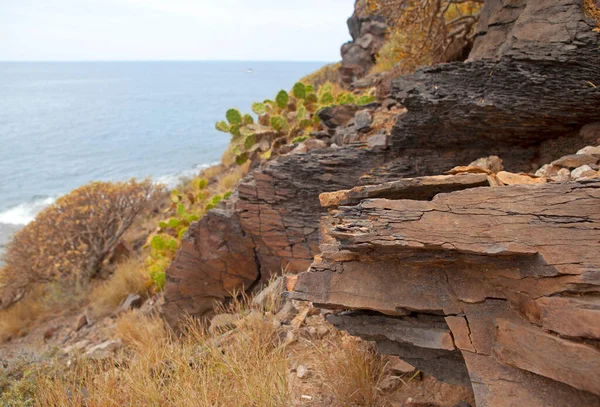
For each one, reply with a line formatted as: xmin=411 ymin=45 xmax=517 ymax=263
xmin=0 ymin=61 xmax=325 ymax=253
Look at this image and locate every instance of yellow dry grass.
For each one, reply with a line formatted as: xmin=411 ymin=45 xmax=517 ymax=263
xmin=89 ymin=258 xmax=149 ymax=316
xmin=33 ymin=310 xmax=290 ymax=406
xmin=584 ymin=0 xmax=600 ymax=30
xmin=0 ymin=294 xmax=44 ymax=342
xmin=301 ymin=62 xmax=342 ymax=88
xmin=315 ymin=333 xmax=388 ymax=406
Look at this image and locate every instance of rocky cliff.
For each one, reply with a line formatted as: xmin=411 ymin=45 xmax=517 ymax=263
xmin=164 ymin=1 xmax=600 ymax=403
xmin=164 ymin=0 xmax=599 ymax=324
xmin=340 ymin=0 xmax=388 ymax=84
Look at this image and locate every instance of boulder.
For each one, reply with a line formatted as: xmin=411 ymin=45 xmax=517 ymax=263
xmin=293 ymin=178 xmax=600 ymax=406
xmin=317 ymin=105 xmax=359 ymax=129
xmin=354 ymin=110 xmax=372 ymax=132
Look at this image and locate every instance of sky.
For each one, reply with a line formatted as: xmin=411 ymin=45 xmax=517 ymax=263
xmin=0 ymin=0 xmax=354 ymax=61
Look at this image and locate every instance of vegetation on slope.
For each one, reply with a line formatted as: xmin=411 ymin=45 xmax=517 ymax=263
xmin=368 ymin=0 xmax=482 ymax=74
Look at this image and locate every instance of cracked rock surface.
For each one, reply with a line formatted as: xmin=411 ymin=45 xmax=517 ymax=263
xmin=292 ymin=173 xmax=600 ymax=406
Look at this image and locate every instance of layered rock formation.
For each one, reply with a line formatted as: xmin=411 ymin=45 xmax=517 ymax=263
xmin=164 ymin=0 xmax=599 ymax=329
xmin=292 ymin=164 xmax=600 ymax=405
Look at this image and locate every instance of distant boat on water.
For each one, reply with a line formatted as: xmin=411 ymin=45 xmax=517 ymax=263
xmin=246 ymin=68 xmax=254 ymax=74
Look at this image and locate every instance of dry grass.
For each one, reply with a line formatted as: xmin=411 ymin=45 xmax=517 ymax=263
xmin=0 ymin=294 xmax=44 ymax=342
xmin=218 ymin=162 xmax=250 ymax=191
xmin=89 ymin=258 xmax=149 ymax=316
xmin=584 ymin=0 xmax=600 ymax=30
xmin=301 ymin=62 xmax=342 ymax=88
xmin=32 ymin=292 xmax=290 ymax=406
xmin=5 ymin=278 xmax=397 ymax=406
xmin=316 ymin=332 xmax=388 ymax=406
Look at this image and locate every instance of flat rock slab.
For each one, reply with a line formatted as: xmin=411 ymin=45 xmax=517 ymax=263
xmin=293 ymin=179 xmax=600 ymax=406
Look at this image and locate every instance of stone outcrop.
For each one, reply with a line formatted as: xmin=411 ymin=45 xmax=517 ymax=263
xmin=164 ymin=0 xmax=600 ymax=327
xmin=340 ymin=0 xmax=388 ymax=84
xmin=292 ymin=173 xmax=600 ymax=406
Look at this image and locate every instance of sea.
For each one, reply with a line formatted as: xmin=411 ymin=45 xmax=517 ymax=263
xmin=0 ymin=60 xmax=326 ymax=257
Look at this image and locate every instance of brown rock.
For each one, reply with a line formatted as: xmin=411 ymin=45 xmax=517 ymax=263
xmin=85 ymin=339 xmax=122 ymax=360
xmin=551 ymin=168 xmax=571 ymax=182
xmin=577 ymin=145 xmax=600 ymax=156
xmin=468 ymin=156 xmax=504 ymax=173
xmin=494 ymin=318 xmax=600 ymax=396
xmin=496 ymin=171 xmax=546 ymax=185
xmin=553 ymin=153 xmax=599 ymax=168
xmin=303 ymin=138 xmax=327 ymax=152
xmin=445 ymin=166 xmax=491 ymax=175
xmin=120 ymin=294 xmax=143 ymax=313
xmin=74 ymin=314 xmax=89 ymax=332
xmin=293 ymin=179 xmax=600 ymax=404
xmin=387 ymin=355 xmax=416 ymax=374
xmin=317 ymin=105 xmax=359 ymax=129
xmin=571 ymin=164 xmax=597 ymax=179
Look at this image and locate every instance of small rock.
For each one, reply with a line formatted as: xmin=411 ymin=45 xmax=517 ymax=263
xmin=496 ymin=171 xmax=546 ymax=185
xmin=382 ymin=98 xmax=398 ymax=109
xmin=252 ymin=277 xmax=283 ymax=310
xmin=279 ymin=144 xmax=296 ymax=155
xmin=446 ymin=165 xmax=491 ymax=175
xmin=209 ymin=314 xmax=240 ymax=335
xmin=552 ymin=154 xmax=599 ymax=168
xmin=304 ymin=138 xmax=328 ymax=152
xmin=535 ymin=164 xmax=561 ymax=178
xmin=290 ymin=143 xmax=308 ymax=155
xmin=121 ymin=294 xmax=143 ymax=312
xmin=576 ymin=145 xmax=600 ymax=156
xmin=354 ymin=110 xmax=373 ymax=132
xmin=85 ymin=339 xmax=122 ymax=360
xmin=551 ymin=168 xmax=572 ymax=182
xmin=307 ymin=325 xmax=329 ymax=339
xmin=571 ymin=165 xmax=597 ymax=179
xmin=74 ymin=314 xmax=89 ymax=332
xmin=275 ymin=301 xmax=298 ymax=324
xmin=330 ymin=143 xmax=339 ymax=149
xmin=318 ymin=105 xmax=359 ymax=129
xmin=300 ymin=395 xmax=313 ymax=401
xmin=468 ymin=155 xmax=504 ymax=173
xmin=387 ymin=355 xmax=416 ymax=374
xmin=62 ymin=339 xmax=90 ymax=355
xmin=357 ymin=33 xmax=374 ymax=49
xmin=285 ymin=275 xmax=298 ymax=292
xmin=296 ymin=364 xmax=310 ymax=379
xmin=367 ymin=133 xmax=389 ymax=150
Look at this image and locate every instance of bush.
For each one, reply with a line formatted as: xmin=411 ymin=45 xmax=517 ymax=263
xmin=1 ymin=179 xmax=161 ymax=298
xmin=369 ymin=0 xmax=482 ymax=74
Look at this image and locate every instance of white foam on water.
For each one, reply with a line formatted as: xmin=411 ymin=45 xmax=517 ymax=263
xmin=0 ymin=163 xmax=218 ymax=228
xmin=155 ymin=162 xmax=218 ymax=189
xmin=0 ymin=196 xmax=57 ymax=226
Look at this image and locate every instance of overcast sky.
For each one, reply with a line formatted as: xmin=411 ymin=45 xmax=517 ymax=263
xmin=0 ymin=0 xmax=354 ymax=61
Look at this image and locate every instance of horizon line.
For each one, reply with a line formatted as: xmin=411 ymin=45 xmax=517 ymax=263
xmin=0 ymin=59 xmax=337 ymax=63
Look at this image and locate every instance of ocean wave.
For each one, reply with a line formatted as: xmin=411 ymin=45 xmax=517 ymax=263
xmin=0 ymin=163 xmax=219 ymax=227
xmin=155 ymin=162 xmax=218 ymax=189
xmin=0 ymin=196 xmax=57 ymax=226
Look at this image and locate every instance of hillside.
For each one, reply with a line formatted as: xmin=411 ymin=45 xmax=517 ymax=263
xmin=1 ymin=0 xmax=600 ymax=406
